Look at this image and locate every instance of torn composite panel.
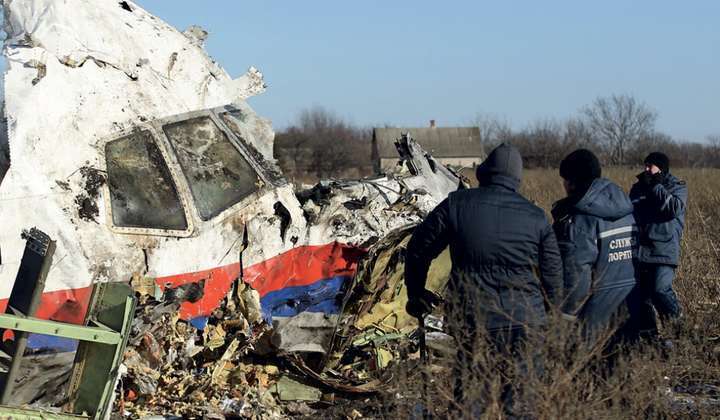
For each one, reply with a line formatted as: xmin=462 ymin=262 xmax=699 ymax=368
xmin=322 ymin=225 xmax=452 ymax=383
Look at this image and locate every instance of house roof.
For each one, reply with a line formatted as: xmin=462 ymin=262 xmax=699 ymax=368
xmin=373 ymin=127 xmax=483 ymax=159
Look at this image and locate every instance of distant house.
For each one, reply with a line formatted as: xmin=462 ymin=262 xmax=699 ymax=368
xmin=372 ymin=121 xmax=484 ymax=172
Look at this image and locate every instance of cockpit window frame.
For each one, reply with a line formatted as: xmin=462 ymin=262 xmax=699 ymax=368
xmin=101 ymin=106 xmax=283 ymax=237
xmin=161 ymin=115 xmax=263 ymax=221
xmin=156 ymin=110 xmax=273 ymax=224
xmin=102 ymin=125 xmax=196 ymax=238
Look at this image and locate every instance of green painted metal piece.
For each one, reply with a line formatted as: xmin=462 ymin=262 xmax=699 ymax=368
xmin=0 ymin=315 xmax=120 ymax=345
xmin=0 ymin=285 xmax=134 ymax=420
xmin=0 ymin=405 xmax=87 ymax=419
xmin=67 ymin=283 xmax=136 ymax=420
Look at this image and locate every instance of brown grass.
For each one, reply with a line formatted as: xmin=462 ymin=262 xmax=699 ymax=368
xmin=364 ymin=168 xmax=720 ymax=419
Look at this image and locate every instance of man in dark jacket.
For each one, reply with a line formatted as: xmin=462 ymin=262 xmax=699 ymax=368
xmin=552 ymin=150 xmax=637 ymax=335
xmin=628 ymin=152 xmax=687 ymax=338
xmin=404 ymin=143 xmax=563 ymax=411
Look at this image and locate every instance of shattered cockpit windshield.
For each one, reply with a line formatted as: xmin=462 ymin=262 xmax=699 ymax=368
xmin=164 ymin=116 xmax=261 ymax=220
xmin=106 ymin=130 xmax=188 ymax=230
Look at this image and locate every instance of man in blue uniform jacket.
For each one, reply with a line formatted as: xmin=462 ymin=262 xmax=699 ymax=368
xmin=552 ymin=149 xmax=637 ymax=335
xmin=628 ymin=152 xmax=687 ymax=339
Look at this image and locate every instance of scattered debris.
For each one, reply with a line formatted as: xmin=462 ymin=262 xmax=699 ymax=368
xmin=114 ymin=222 xmax=456 ymax=417
xmin=323 ymin=226 xmax=451 ymax=385
xmin=273 ymin=376 xmax=322 ymax=402
xmin=119 ymin=291 xmax=278 ymax=418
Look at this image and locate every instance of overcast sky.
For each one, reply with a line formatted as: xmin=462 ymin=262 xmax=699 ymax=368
xmin=6 ymin=1 xmax=720 ymax=141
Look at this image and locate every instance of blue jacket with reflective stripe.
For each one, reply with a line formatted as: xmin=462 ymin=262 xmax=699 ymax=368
xmin=629 ymin=173 xmax=687 ymax=266
xmin=552 ymin=178 xmax=638 ymax=316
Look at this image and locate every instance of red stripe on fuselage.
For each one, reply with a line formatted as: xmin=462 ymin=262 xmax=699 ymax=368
xmin=0 ymin=286 xmax=94 ymax=324
xmin=0 ymin=242 xmax=366 ymax=330
xmin=156 ymin=242 xmax=366 ymax=319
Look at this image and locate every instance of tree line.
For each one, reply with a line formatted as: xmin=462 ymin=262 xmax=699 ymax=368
xmin=274 ymin=95 xmax=720 ymax=181
xmin=274 ymin=107 xmax=373 ymax=181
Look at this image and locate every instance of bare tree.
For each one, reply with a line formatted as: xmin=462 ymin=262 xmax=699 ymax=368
xmin=708 ymin=134 xmax=720 ymax=148
xmin=707 ymin=134 xmax=720 ymax=167
xmin=563 ymin=118 xmax=594 ymax=150
xmin=581 ymin=94 xmax=657 ymax=165
xmin=275 ymin=106 xmax=371 ymax=181
xmin=472 ymin=113 xmax=512 ymax=147
xmin=626 ymin=131 xmax=675 ymax=165
xmin=524 ymin=119 xmax=563 ymax=168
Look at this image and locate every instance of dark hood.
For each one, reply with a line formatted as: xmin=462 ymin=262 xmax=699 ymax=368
xmin=476 ymin=143 xmax=523 ymax=183
xmin=553 ymin=177 xmax=633 ymax=221
xmin=479 ymin=173 xmax=520 ymax=192
xmin=573 ymin=178 xmax=634 ymax=220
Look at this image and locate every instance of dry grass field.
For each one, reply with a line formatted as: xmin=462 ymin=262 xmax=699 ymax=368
xmin=355 ymin=168 xmax=720 ymax=419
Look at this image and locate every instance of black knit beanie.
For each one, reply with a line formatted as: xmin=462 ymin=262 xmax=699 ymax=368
xmin=644 ymin=152 xmax=669 ymax=173
xmin=559 ymin=149 xmax=602 ymax=184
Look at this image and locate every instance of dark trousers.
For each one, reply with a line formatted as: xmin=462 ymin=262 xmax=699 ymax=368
xmin=625 ymin=263 xmax=681 ymax=339
xmin=452 ymin=326 xmax=538 ymax=417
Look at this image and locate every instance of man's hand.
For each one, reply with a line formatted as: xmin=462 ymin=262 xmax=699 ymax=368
xmin=650 ymin=172 xmax=664 ymax=185
xmin=637 ymin=171 xmax=663 ymax=187
xmin=637 ymin=171 xmax=653 ymax=186
xmin=406 ymin=289 xmax=442 ymax=319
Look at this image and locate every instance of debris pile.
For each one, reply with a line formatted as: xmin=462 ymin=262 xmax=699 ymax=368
xmin=323 ymin=227 xmax=453 ymax=383
xmin=118 ymin=283 xmax=296 ymax=418
xmin=116 ymin=226 xmax=456 ymax=419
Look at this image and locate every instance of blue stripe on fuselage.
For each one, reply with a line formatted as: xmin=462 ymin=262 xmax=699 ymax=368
xmin=260 ymin=275 xmax=350 ymax=321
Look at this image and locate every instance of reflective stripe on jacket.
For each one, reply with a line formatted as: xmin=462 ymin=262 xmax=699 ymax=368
xmin=552 ymin=178 xmax=637 ymax=316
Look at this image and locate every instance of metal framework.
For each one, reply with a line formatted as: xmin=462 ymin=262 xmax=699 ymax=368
xmin=0 ymin=228 xmax=135 ymax=419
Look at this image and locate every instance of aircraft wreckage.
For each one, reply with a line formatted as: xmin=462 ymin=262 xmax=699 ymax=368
xmin=0 ymin=0 xmax=461 ymax=417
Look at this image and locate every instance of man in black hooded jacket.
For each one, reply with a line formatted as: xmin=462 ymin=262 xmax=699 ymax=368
xmin=552 ymin=149 xmax=638 ymax=335
xmin=404 ymin=143 xmax=563 ymax=409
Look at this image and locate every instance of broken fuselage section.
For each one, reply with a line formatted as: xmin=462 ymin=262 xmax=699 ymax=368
xmin=0 ymin=0 xmax=462 ymax=354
